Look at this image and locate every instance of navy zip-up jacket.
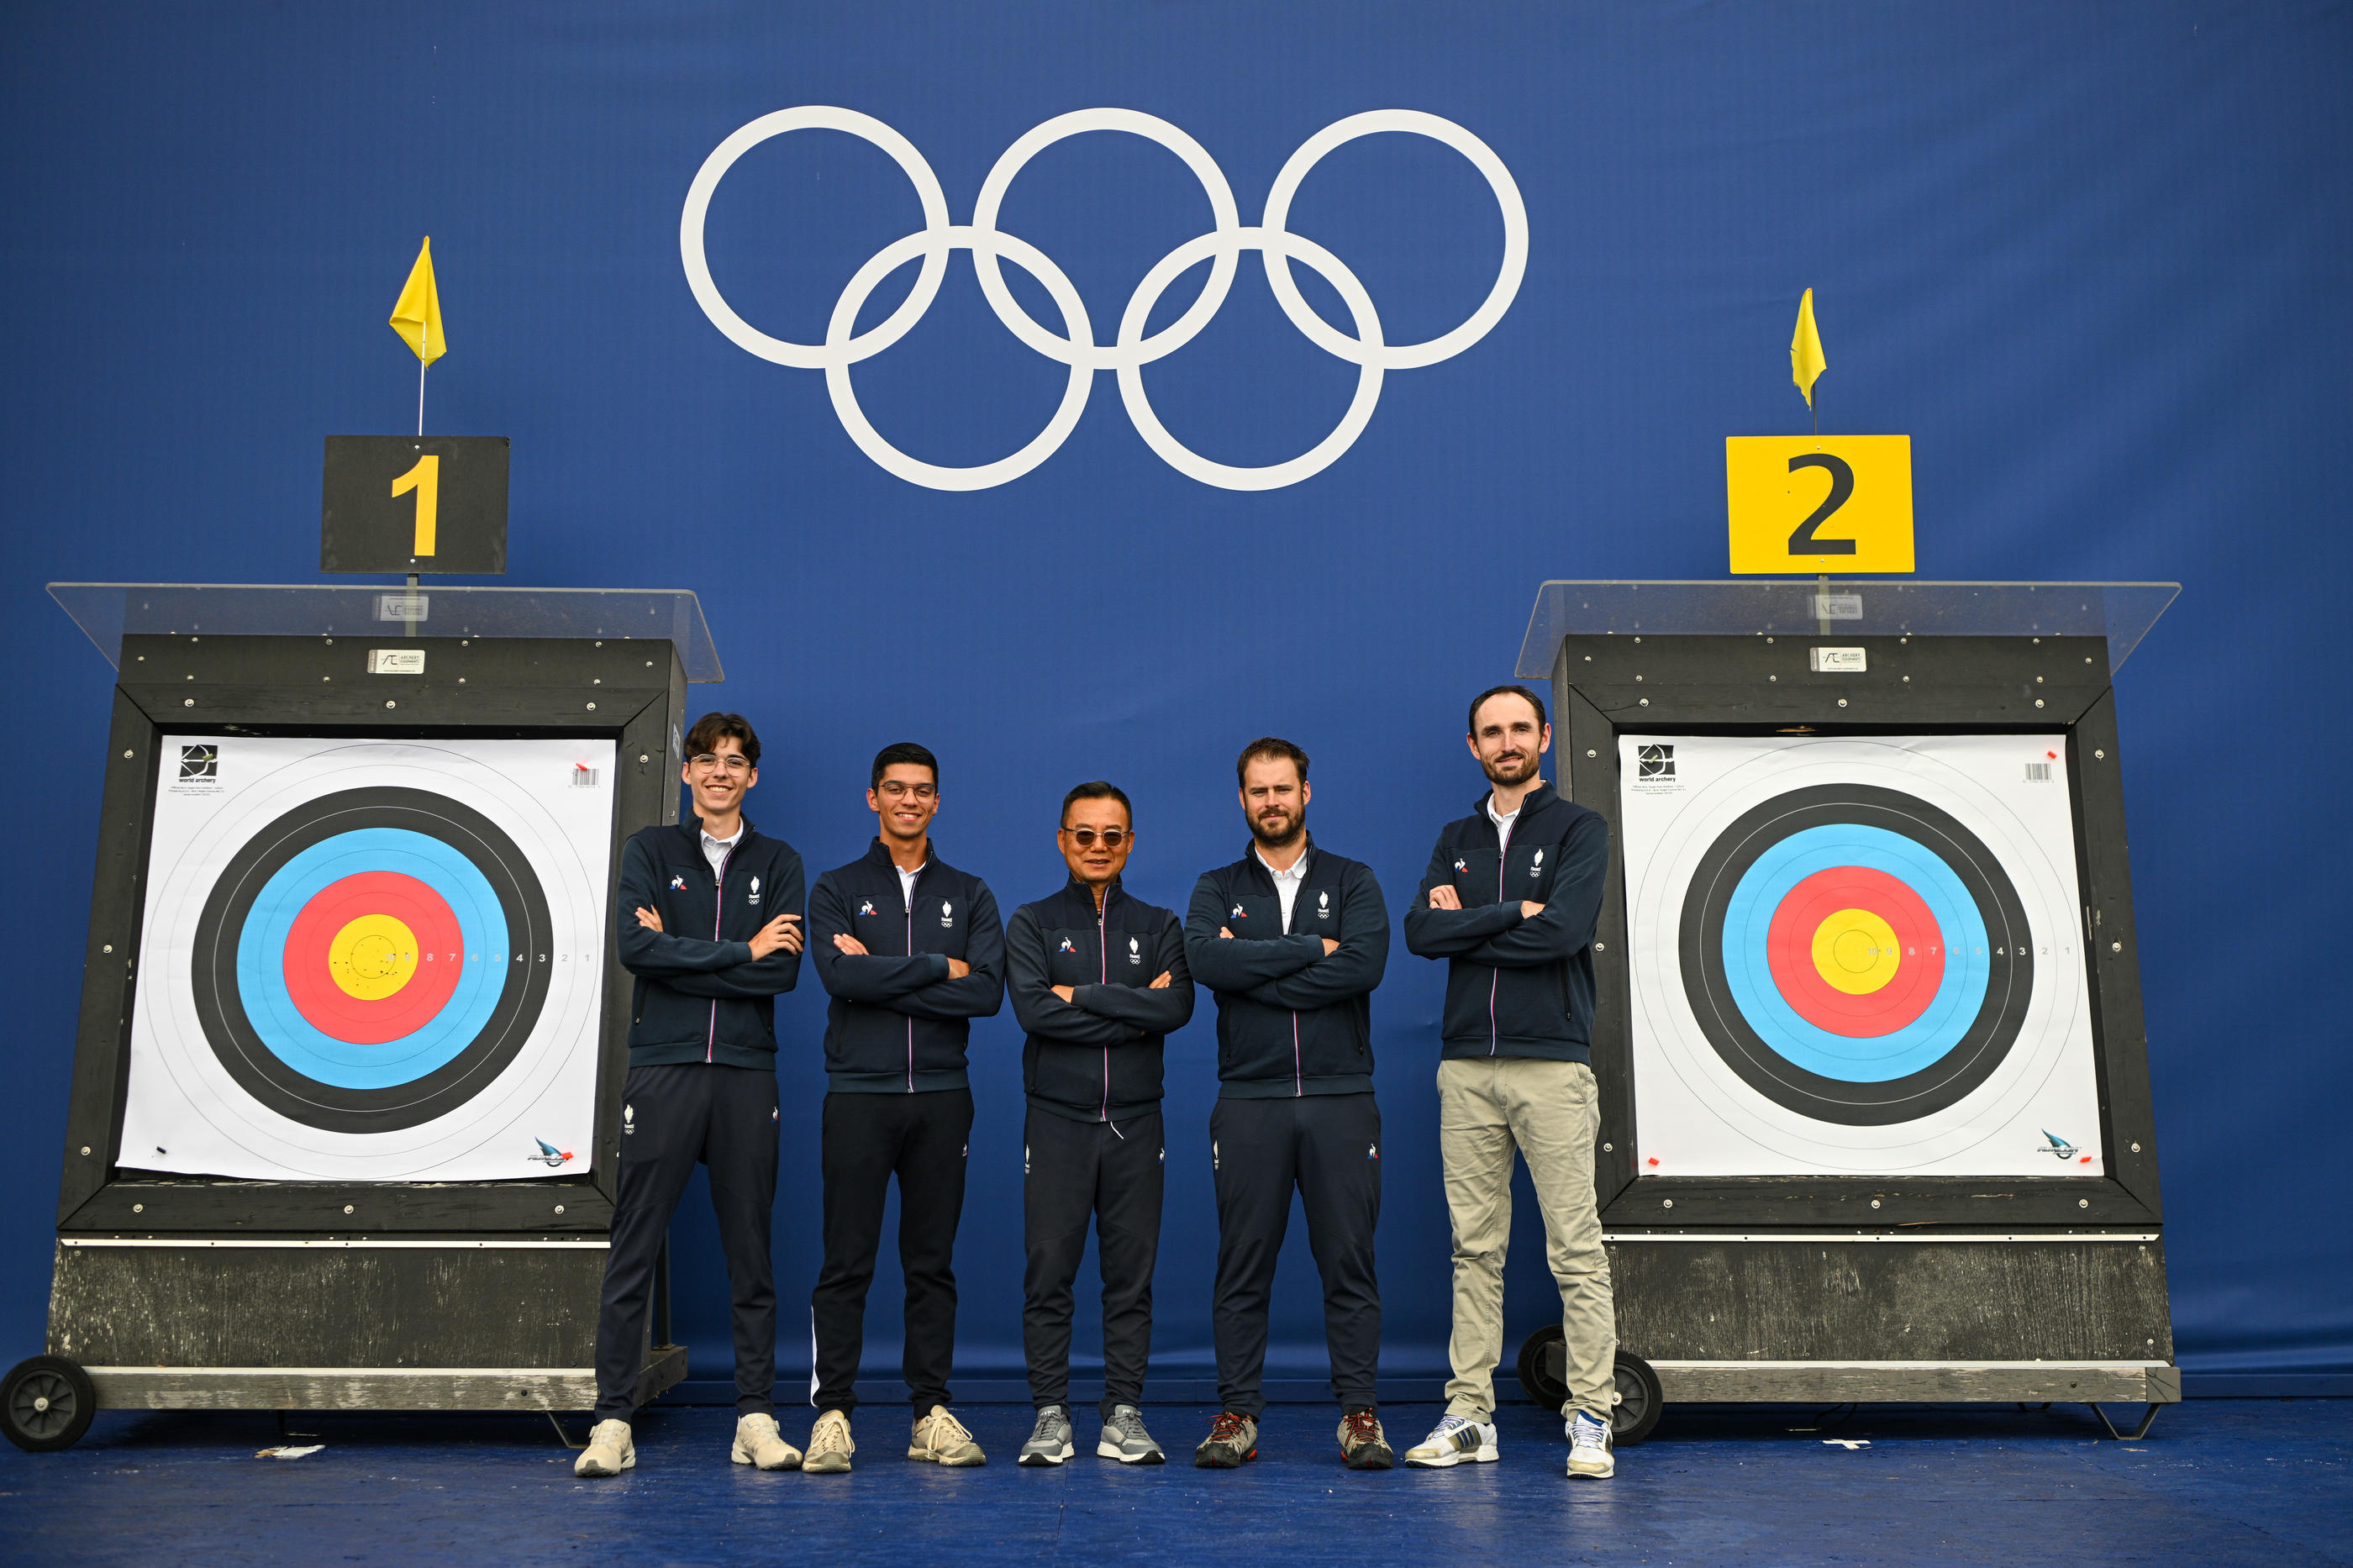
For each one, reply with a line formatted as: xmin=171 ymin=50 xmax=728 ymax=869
xmin=1183 ymin=837 xmax=1388 ymax=1097
xmin=1403 ymin=783 xmax=1608 ymax=1064
xmin=808 ymin=839 xmax=1004 ymax=1092
xmin=1006 ymin=876 xmax=1194 ymax=1123
xmin=615 ymin=818 xmax=805 ymax=1069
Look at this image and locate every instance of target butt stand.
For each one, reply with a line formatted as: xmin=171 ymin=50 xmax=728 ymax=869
xmin=3 ymin=585 xmax=719 ymax=1451
xmin=1510 ymin=581 xmax=2179 ymax=1443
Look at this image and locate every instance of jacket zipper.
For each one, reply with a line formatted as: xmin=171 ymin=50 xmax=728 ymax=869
xmin=903 ymin=865 xmax=917 ymax=1093
xmin=1098 ymin=887 xmax=1113 ymax=1121
xmin=1489 ymin=812 xmax=1509 ymax=1057
xmin=1287 ymin=862 xmax=1303 ymax=1097
xmin=708 ymin=839 xmax=734 ymax=1064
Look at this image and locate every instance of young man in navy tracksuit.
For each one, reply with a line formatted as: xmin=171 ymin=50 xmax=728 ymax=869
xmin=1400 ymin=685 xmax=1618 ymax=1481
xmin=803 ymin=742 xmax=1004 ymax=1472
xmin=1004 ymin=781 xmax=1193 ymax=1467
xmin=1183 ymin=737 xmax=1393 ymax=1471
xmin=579 ymin=713 xmax=808 ymax=1480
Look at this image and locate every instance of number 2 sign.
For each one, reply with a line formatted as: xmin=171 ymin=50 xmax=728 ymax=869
xmin=1724 ymin=435 xmax=1913 ymax=573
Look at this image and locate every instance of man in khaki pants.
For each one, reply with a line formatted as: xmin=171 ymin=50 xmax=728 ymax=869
xmin=1400 ymin=684 xmax=1619 ymax=1480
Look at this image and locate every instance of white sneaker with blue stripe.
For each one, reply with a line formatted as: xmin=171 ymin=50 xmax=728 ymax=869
xmin=1403 ymin=1413 xmax=1499 ymax=1468
xmin=1566 ymin=1409 xmax=1614 ymax=1479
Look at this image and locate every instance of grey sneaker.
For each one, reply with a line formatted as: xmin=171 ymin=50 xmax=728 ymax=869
xmin=1019 ymin=1404 xmax=1075 ymax=1466
xmin=573 ymin=1418 xmax=634 ymax=1477
xmin=1097 ymin=1404 xmax=1165 ymax=1465
xmin=1403 ymin=1413 xmax=1498 ymax=1468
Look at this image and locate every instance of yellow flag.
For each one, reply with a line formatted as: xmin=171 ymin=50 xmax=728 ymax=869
xmin=389 ymin=238 xmax=446 ymax=366
xmin=1790 ymin=287 xmax=1825 ymax=408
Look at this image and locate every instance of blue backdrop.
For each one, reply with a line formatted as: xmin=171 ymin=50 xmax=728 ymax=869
xmin=5 ymin=1 xmax=2347 ymax=1395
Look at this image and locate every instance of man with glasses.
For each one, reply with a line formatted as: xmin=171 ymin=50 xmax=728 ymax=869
xmin=577 ymin=713 xmax=808 ymax=1479
xmin=1004 ymin=782 xmax=1192 ymax=1466
xmin=803 ymin=743 xmax=1005 ymax=1472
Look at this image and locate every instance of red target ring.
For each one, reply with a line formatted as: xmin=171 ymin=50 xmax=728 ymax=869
xmin=1764 ymin=866 xmax=1946 ymax=1037
xmin=281 ymin=871 xmax=465 ymax=1044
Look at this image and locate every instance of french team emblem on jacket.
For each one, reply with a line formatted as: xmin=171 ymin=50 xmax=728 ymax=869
xmin=940 ymin=900 xmax=955 ymax=929
xmin=1531 ymin=849 xmax=1545 ymax=873
xmin=1128 ymin=936 xmax=1142 ymax=965
xmin=1318 ymin=891 xmax=1331 ymax=917
xmin=747 ymin=876 xmax=761 ymax=905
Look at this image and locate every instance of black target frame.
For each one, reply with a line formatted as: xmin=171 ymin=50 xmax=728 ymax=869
xmin=1555 ymin=632 xmax=2162 ymax=1229
xmin=56 ymin=633 xmax=690 ymax=1235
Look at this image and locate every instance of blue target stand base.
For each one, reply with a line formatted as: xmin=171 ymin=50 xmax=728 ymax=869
xmin=5 ymin=585 xmax=721 ymax=1452
xmin=1513 ymin=581 xmax=2181 ymax=1440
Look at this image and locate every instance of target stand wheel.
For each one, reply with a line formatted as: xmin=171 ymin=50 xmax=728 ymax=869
xmin=1513 ymin=1327 xmax=1666 ymax=1445
xmin=3 ymin=1355 xmax=97 ymax=1452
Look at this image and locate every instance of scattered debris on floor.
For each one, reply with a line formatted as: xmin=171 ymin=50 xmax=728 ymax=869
xmin=253 ymin=1444 xmax=325 ymax=1460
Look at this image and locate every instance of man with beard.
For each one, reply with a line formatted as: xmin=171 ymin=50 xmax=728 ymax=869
xmin=1183 ymin=737 xmax=1392 ymax=1471
xmin=1400 ymin=686 xmax=1618 ymax=1481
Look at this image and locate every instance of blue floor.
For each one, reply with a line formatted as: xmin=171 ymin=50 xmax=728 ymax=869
xmin=3 ymin=1399 xmax=2347 ymax=1566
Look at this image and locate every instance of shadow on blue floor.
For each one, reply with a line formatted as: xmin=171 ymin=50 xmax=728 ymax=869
xmin=2 ymin=1399 xmax=2347 ymax=1566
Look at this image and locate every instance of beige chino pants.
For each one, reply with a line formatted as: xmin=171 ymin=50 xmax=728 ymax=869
xmin=1437 ymin=1055 xmax=1615 ymax=1422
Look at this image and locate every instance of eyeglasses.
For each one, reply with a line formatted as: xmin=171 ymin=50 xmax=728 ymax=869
xmin=1061 ymin=827 xmax=1129 ymax=848
xmin=876 ymin=781 xmax=937 ymax=801
xmin=689 ymin=754 xmax=752 ymax=776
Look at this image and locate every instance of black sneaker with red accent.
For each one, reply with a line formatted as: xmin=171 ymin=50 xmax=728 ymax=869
xmin=1193 ymin=1410 xmax=1259 ymax=1469
xmin=1339 ymin=1408 xmax=1393 ymax=1470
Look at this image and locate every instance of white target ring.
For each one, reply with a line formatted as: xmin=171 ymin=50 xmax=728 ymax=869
xmin=1620 ymin=734 xmax=2103 ymax=1176
xmin=121 ymin=738 xmax=613 ymax=1181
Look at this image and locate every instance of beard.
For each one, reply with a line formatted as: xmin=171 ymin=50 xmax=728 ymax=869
xmin=1480 ymin=748 xmax=1542 ymax=788
xmin=1249 ymin=805 xmax=1305 ymax=850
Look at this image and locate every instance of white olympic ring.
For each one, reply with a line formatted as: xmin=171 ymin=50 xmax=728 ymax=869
xmin=681 ymin=107 xmax=1527 ymax=492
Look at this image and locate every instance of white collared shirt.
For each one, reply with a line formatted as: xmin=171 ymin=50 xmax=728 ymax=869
xmin=895 ymin=859 xmax=921 ymax=910
xmin=1255 ymin=841 xmax=1311 ymax=932
xmin=699 ymin=821 xmax=744 ymax=881
xmin=1486 ymin=795 xmax=1522 ymax=855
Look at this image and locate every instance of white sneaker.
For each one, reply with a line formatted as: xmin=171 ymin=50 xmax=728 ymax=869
xmin=1403 ymin=1413 xmax=1498 ymax=1468
xmin=804 ymin=1408 xmax=855 ymax=1474
xmin=574 ymin=1418 xmax=634 ymax=1477
xmin=731 ymin=1412 xmax=803 ymax=1471
xmin=1566 ymin=1409 xmax=1614 ymax=1479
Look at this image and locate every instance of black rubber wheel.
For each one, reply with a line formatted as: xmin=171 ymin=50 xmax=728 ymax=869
xmin=1611 ymin=1350 xmax=1665 ymax=1445
xmin=1513 ymin=1328 xmax=1666 ymax=1445
xmin=3 ymin=1356 xmax=97 ymax=1452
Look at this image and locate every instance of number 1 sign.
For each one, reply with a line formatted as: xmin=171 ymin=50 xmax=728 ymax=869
xmin=1724 ymin=435 xmax=1913 ymax=574
xmin=320 ymin=435 xmax=508 ymax=576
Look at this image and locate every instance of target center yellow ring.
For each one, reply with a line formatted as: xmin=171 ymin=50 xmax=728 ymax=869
xmin=329 ymin=913 xmax=419 ymax=1000
xmin=1811 ymin=908 xmax=1900 ymax=995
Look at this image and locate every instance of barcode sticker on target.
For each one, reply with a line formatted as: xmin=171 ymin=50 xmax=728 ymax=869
xmin=2024 ymin=762 xmax=2051 ymax=782
xmin=572 ymin=766 xmax=600 ymax=788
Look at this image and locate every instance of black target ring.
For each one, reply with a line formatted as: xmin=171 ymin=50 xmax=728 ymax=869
xmin=187 ymin=787 xmax=553 ymax=1134
xmin=1677 ymin=783 xmax=2035 ymax=1126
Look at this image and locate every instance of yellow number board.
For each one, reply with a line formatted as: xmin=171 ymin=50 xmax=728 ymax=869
xmin=1725 ymin=435 xmax=1913 ymax=573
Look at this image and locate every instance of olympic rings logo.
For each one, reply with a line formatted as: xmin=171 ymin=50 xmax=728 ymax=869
xmin=680 ymin=108 xmax=1527 ymax=492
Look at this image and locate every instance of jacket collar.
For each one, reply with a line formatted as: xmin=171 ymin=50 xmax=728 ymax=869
xmin=864 ymin=836 xmax=933 ymax=874
xmin=1474 ymin=781 xmax=1557 ymax=821
xmin=682 ymin=814 xmax=757 ymax=847
xmin=1240 ymin=832 xmax=1315 ymax=887
xmin=1063 ymin=872 xmax=1122 ymax=910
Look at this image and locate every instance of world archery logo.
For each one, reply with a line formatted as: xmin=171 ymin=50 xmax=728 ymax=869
xmin=529 ymin=1138 xmax=574 ymax=1166
xmin=2039 ymin=1130 xmax=2092 ymax=1164
xmin=180 ymin=745 xmax=218 ymax=781
xmin=1638 ymin=745 xmax=1676 ymax=779
xmin=682 ymin=107 xmax=1525 ymax=492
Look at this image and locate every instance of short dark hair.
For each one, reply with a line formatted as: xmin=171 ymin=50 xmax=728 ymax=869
xmin=870 ymin=741 xmax=940 ymax=790
xmin=1466 ymin=684 xmax=1547 ymax=734
xmin=1060 ymin=781 xmax=1132 ymax=826
xmin=685 ymin=712 xmax=761 ymax=768
xmin=1235 ymin=736 xmax=1309 ymax=787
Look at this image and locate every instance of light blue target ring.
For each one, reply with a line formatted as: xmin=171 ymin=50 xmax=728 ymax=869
xmin=234 ymin=829 xmax=508 ymax=1088
xmin=1719 ymin=824 xmax=1990 ymax=1082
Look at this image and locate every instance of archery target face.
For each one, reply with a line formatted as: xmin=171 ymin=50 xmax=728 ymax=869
xmin=1619 ymin=734 xmax=2102 ymax=1176
xmin=121 ymin=737 xmax=613 ymax=1181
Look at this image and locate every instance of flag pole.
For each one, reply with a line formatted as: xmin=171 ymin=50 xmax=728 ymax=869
xmin=416 ymin=358 xmax=427 ymax=438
